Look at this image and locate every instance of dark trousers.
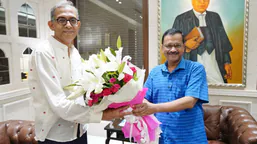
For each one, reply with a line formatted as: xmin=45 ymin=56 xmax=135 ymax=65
xmin=38 ymin=132 xmax=88 ymax=144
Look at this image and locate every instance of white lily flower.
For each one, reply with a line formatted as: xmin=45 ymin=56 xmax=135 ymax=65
xmin=84 ymin=80 xmax=104 ymax=98
xmin=91 ymin=67 xmax=105 ymax=79
xmin=81 ymin=60 xmax=93 ymax=71
xmin=89 ymin=54 xmax=105 ymax=68
xmin=121 ymin=55 xmax=133 ymax=75
xmin=85 ymin=86 xmax=95 ymax=100
xmin=115 ymin=47 xmax=123 ymax=64
xmin=94 ymin=83 xmax=104 ymax=94
xmin=104 ymin=61 xmax=119 ymax=72
xmin=118 ymin=73 xmax=125 ymax=81
xmin=78 ymin=71 xmax=104 ymax=100
xmin=122 ymin=55 xmax=131 ymax=62
xmin=122 ymin=64 xmax=133 ymax=76
xmin=104 ymin=47 xmax=116 ymax=62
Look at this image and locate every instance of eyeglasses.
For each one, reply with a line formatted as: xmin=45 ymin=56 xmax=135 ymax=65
xmin=163 ymin=44 xmax=183 ymax=49
xmin=55 ymin=17 xmax=80 ymax=26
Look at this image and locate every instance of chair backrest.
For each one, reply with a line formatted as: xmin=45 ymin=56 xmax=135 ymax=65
xmin=203 ymin=105 xmax=257 ymax=144
xmin=219 ymin=106 xmax=257 ymax=144
xmin=203 ymin=105 xmax=222 ymax=141
xmin=0 ymin=120 xmax=37 ymax=144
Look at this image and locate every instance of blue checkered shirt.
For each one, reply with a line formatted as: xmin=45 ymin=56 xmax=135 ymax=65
xmin=144 ymin=58 xmax=209 ymax=144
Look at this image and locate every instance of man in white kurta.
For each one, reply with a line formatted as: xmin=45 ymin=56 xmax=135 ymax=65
xmin=29 ymin=1 xmax=130 ymax=143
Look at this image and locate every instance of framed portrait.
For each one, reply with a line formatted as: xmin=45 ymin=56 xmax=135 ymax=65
xmin=158 ymin=0 xmax=249 ymax=87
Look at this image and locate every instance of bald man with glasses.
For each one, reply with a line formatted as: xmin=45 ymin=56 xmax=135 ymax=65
xmin=28 ymin=1 xmax=131 ymax=144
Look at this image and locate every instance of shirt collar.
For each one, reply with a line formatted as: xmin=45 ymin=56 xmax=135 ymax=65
xmin=161 ymin=58 xmax=186 ymax=72
xmin=193 ymin=9 xmax=207 ymax=17
xmin=48 ymin=36 xmax=70 ymax=50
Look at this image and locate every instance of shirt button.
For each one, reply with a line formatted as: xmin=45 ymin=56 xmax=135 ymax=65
xmin=168 ymin=83 xmax=172 ymax=88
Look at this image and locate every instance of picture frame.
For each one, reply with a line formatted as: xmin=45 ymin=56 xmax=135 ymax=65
xmin=158 ymin=0 xmax=249 ymax=87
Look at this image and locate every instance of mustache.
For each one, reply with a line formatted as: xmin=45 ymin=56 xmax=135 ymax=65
xmin=167 ymin=51 xmax=179 ymax=55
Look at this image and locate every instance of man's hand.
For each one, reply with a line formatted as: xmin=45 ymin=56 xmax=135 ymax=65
xmin=185 ymin=37 xmax=203 ymax=52
xmin=224 ymin=63 xmax=232 ymax=80
xmin=102 ymin=106 xmax=132 ymax=121
xmin=132 ymin=102 xmax=157 ymax=116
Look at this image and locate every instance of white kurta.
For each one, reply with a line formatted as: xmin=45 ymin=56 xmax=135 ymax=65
xmin=193 ymin=10 xmax=224 ymax=83
xmin=28 ymin=36 xmax=102 ymax=142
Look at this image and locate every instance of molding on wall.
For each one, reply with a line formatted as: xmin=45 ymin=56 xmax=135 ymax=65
xmin=3 ymin=97 xmax=32 ymax=120
xmin=219 ymin=100 xmax=252 ymax=113
xmin=209 ymin=88 xmax=257 ymax=97
xmin=0 ymin=88 xmax=31 ymax=100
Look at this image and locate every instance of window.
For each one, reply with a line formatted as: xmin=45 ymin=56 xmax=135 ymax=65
xmin=0 ymin=1 xmax=6 ymax=35
xmin=0 ymin=49 xmax=9 ymax=85
xmin=18 ymin=3 xmax=37 ymax=38
xmin=23 ymin=47 xmax=33 ymax=54
xmin=21 ymin=47 xmax=33 ymax=81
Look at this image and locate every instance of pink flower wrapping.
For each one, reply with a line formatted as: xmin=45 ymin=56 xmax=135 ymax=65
xmin=108 ymin=88 xmax=147 ymax=108
xmin=109 ymin=88 xmax=162 ymax=144
xmin=122 ymin=116 xmax=161 ymax=143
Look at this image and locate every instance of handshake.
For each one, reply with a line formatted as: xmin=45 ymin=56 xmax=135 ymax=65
xmin=184 ymin=27 xmax=204 ymax=52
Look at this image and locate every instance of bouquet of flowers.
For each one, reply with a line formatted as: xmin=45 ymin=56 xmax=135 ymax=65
xmin=64 ymin=40 xmax=161 ymax=143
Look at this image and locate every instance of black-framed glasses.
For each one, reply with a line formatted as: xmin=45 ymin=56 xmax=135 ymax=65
xmin=55 ymin=17 xmax=80 ymax=26
xmin=163 ymin=44 xmax=183 ymax=49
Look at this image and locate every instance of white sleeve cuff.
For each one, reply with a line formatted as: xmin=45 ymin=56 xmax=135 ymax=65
xmin=88 ymin=111 xmax=103 ymax=123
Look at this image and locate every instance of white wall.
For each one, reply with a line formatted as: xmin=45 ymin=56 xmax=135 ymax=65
xmin=149 ymin=0 xmax=257 ymax=119
xmin=0 ymin=0 xmax=61 ymax=121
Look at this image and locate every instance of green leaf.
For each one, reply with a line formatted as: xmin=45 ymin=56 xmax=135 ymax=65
xmin=118 ymin=62 xmax=125 ymax=74
xmin=133 ymin=72 xmax=138 ymax=81
xmin=63 ymin=83 xmax=77 ymax=90
xmin=85 ymin=70 xmax=94 ymax=75
xmin=116 ymin=35 xmax=122 ymax=49
xmin=109 ymin=47 xmax=116 ymax=56
xmin=102 ymin=71 xmax=118 ymax=83
xmin=102 ymin=73 xmax=110 ymax=82
xmin=103 ymin=83 xmax=112 ymax=88
xmin=66 ymin=83 xmax=77 ymax=87
xmin=81 ymin=58 xmax=85 ymax=63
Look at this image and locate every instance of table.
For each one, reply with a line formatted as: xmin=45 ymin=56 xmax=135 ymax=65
xmin=104 ymin=119 xmax=135 ymax=144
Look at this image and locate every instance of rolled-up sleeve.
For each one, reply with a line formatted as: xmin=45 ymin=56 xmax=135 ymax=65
xmin=185 ymin=64 xmax=209 ymax=103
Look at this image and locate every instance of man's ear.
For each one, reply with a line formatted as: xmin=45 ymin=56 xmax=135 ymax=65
xmin=183 ymin=44 xmax=186 ymax=53
xmin=48 ymin=21 xmax=55 ymax=31
xmin=77 ymin=21 xmax=81 ymax=29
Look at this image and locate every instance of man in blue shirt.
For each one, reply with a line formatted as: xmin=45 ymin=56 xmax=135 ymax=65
xmin=133 ymin=28 xmax=209 ymax=144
